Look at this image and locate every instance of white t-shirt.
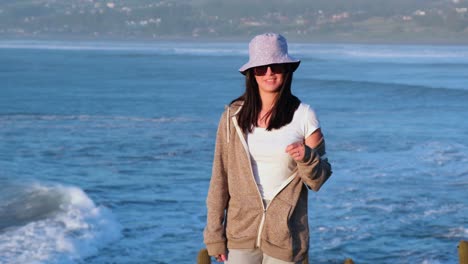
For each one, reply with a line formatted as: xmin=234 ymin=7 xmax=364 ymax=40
xmin=247 ymin=103 xmax=320 ymax=200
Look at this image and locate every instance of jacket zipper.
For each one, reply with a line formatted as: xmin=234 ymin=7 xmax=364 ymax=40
xmin=256 ymin=209 xmax=266 ymax=247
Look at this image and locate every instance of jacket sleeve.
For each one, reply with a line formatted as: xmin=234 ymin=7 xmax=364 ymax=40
xmin=203 ymin=111 xmax=230 ymax=256
xmin=296 ymin=138 xmax=332 ymax=192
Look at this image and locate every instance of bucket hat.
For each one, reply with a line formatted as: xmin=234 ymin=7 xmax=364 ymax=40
xmin=239 ymin=33 xmax=300 ymax=75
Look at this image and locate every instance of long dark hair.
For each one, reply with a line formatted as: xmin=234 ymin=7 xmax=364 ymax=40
xmin=231 ymin=66 xmax=300 ymax=133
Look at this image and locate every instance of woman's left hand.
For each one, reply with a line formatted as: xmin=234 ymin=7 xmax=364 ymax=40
xmin=285 ymin=141 xmax=306 ymax=161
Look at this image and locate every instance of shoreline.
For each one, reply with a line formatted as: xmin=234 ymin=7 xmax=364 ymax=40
xmin=2 ymin=34 xmax=468 ymax=47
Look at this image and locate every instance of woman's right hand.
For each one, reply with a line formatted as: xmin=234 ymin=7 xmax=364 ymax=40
xmin=215 ymin=254 xmax=227 ymax=262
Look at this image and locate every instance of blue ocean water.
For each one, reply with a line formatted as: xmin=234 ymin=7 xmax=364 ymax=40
xmin=0 ymin=40 xmax=467 ymax=264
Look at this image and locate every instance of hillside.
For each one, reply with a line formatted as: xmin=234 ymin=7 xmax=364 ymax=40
xmin=1 ymin=0 xmax=468 ymax=43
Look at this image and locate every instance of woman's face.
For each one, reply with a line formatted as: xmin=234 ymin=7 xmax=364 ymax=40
xmin=253 ymin=64 xmax=286 ymax=95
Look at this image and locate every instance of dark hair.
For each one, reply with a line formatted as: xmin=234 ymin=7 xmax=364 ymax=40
xmin=231 ymin=66 xmax=300 ymax=133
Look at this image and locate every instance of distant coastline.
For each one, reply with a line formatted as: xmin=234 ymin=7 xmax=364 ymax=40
xmin=2 ymin=33 xmax=468 ymax=46
xmin=2 ymin=0 xmax=468 ymax=46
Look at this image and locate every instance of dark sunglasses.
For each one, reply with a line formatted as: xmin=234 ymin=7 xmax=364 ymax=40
xmin=253 ymin=64 xmax=288 ymax=76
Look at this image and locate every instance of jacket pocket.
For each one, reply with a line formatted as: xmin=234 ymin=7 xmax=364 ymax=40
xmin=262 ymin=198 xmax=294 ymax=249
xmin=226 ymin=196 xmax=261 ymax=239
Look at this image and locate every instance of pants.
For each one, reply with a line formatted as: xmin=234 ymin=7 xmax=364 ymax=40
xmin=225 ymin=248 xmax=302 ymax=264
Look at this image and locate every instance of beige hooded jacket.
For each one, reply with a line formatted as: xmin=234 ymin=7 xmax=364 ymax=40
xmin=204 ymin=102 xmax=332 ymax=262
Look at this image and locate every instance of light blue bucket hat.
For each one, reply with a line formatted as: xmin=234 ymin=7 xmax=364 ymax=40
xmin=239 ymin=33 xmax=300 ymax=75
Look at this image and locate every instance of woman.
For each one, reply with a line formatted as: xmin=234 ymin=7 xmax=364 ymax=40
xmin=204 ymin=33 xmax=332 ymax=264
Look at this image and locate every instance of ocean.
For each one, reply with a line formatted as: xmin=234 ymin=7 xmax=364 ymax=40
xmin=0 ymin=40 xmax=467 ymax=264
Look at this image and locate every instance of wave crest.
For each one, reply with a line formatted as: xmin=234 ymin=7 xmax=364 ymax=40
xmin=0 ymin=183 xmax=121 ymax=264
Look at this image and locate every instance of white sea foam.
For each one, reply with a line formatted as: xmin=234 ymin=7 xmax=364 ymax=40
xmin=171 ymin=47 xmax=246 ymax=56
xmin=339 ymin=48 xmax=468 ymax=60
xmin=421 ymin=260 xmax=443 ymax=264
xmin=2 ymin=40 xmax=468 ymax=62
xmin=444 ymin=227 xmax=468 ymax=239
xmin=413 ymin=141 xmax=468 ymax=166
xmin=0 ymin=114 xmax=191 ymax=123
xmin=423 ymin=204 xmax=462 ymax=217
xmin=0 ymin=40 xmax=162 ymax=51
xmin=293 ymin=44 xmax=468 ymax=62
xmin=0 ymin=183 xmax=121 ymax=264
xmin=0 ymin=40 xmax=247 ymax=56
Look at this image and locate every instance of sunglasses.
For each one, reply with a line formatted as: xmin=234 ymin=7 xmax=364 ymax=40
xmin=253 ymin=64 xmax=288 ymax=76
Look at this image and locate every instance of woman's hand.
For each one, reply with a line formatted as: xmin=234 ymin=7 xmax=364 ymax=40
xmin=286 ymin=129 xmax=324 ymax=161
xmin=286 ymin=141 xmax=306 ymax=161
xmin=215 ymin=254 xmax=227 ymax=262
